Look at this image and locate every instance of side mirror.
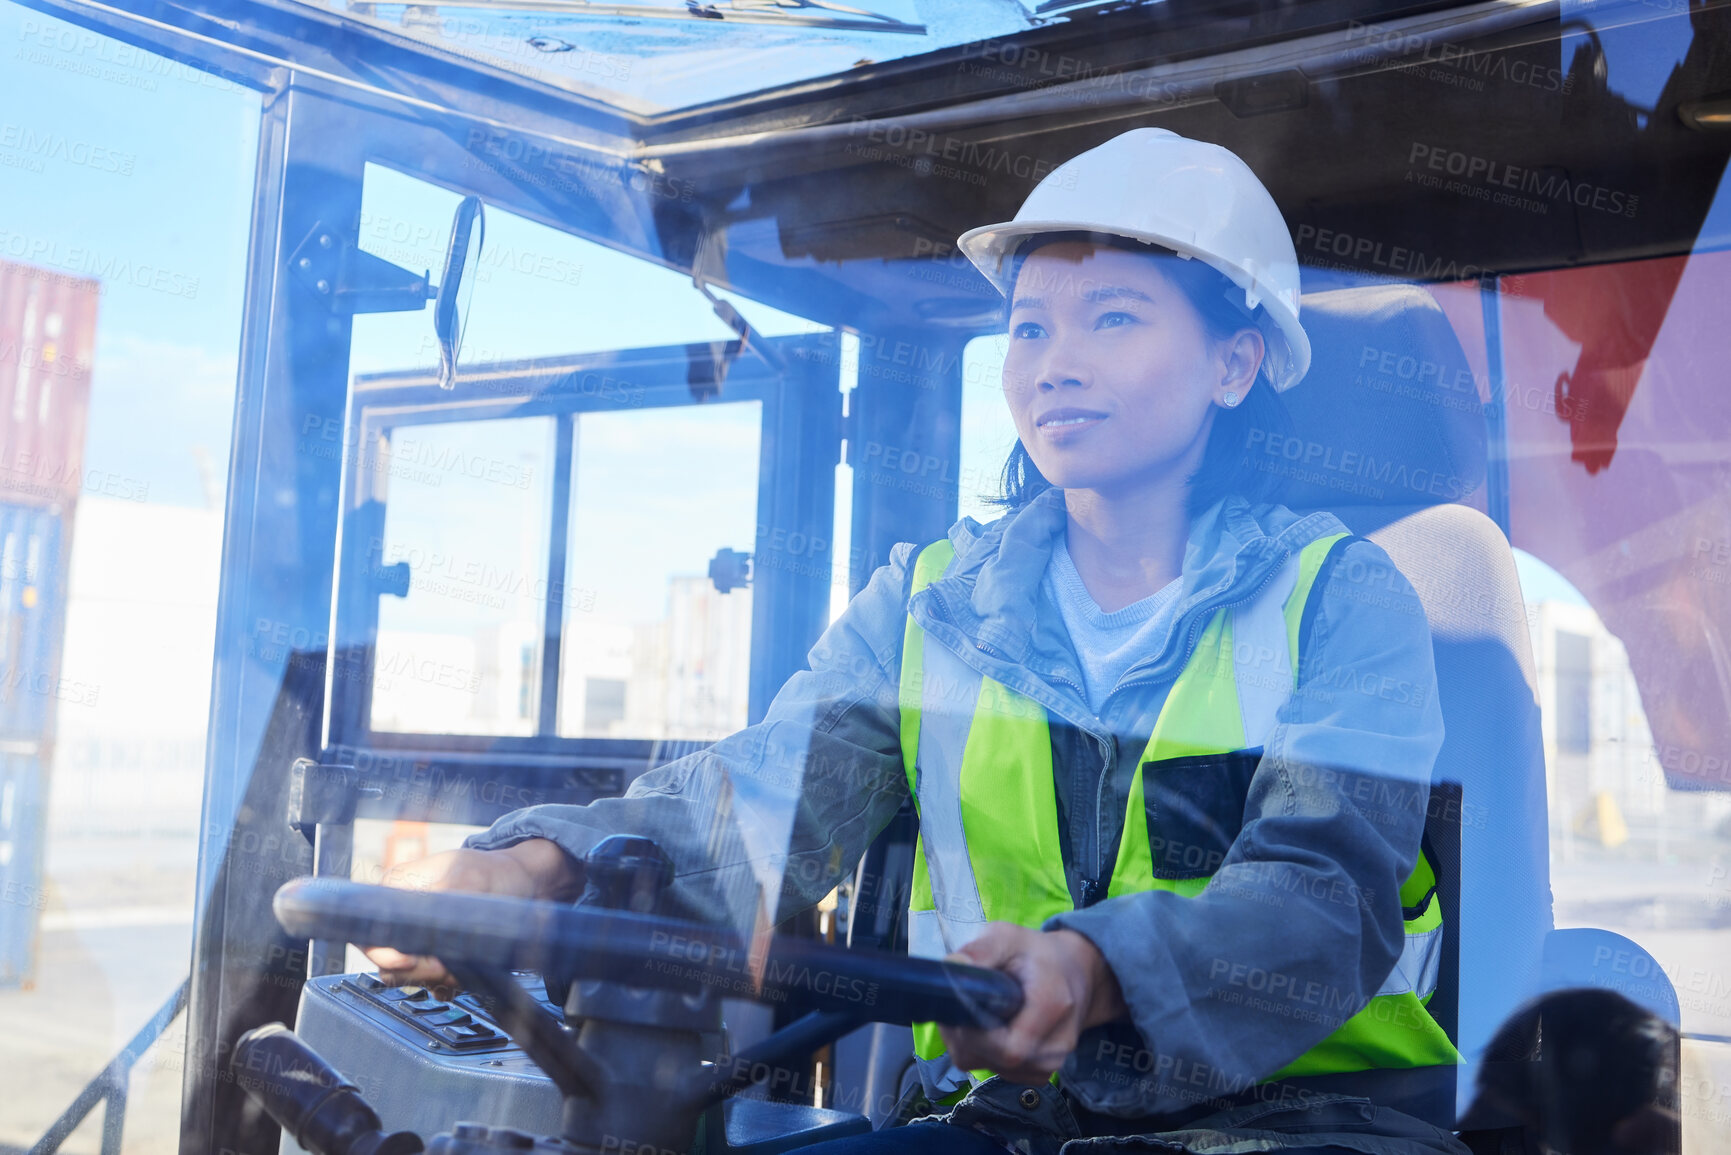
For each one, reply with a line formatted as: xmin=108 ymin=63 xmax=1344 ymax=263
xmin=433 ymin=195 xmax=485 ymax=390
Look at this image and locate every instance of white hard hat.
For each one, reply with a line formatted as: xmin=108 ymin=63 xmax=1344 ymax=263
xmin=957 ymin=128 xmax=1311 ymax=391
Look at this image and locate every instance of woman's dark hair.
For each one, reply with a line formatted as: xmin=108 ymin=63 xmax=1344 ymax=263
xmin=993 ymin=231 xmax=1297 ymax=518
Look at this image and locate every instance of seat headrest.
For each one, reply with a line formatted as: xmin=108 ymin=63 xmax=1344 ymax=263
xmin=1259 ymin=284 xmax=1487 ymax=512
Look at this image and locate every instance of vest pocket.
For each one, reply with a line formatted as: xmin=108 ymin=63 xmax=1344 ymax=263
xmin=1140 ymin=747 xmax=1263 ymax=880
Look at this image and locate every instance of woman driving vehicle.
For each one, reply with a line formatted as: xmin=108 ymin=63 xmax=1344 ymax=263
xmin=367 ymin=128 xmax=1464 ymax=1155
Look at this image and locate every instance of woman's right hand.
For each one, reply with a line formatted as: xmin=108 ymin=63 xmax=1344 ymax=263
xmin=362 ymin=839 xmax=582 ymax=991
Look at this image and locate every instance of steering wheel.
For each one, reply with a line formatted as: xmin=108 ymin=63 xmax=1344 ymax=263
xmin=261 ymin=836 xmax=1024 ymax=1155
xmin=273 ymin=875 xmax=1020 ymax=1029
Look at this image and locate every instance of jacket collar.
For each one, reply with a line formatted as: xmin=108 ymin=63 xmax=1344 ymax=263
xmin=910 ymin=489 xmax=1344 ymax=723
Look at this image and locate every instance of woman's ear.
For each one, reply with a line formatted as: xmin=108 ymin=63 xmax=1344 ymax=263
xmin=1214 ymin=328 xmax=1266 ymax=408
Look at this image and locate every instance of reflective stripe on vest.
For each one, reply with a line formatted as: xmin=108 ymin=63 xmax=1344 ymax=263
xmin=897 ymin=534 xmax=1456 ymax=1098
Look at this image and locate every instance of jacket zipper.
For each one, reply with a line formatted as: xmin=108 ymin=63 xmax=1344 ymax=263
xmin=1083 ymin=730 xmax=1114 ymax=904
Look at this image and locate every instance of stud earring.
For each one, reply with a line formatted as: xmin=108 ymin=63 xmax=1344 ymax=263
xmin=1221 ymin=392 xmax=1240 ymax=408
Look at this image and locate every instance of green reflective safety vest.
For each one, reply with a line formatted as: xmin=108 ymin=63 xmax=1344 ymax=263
xmin=897 ymin=533 xmax=1457 ymax=1100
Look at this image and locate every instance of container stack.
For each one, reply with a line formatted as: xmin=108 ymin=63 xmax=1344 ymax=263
xmin=0 ymin=259 xmax=98 ymax=988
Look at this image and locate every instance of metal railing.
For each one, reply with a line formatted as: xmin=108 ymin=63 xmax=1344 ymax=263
xmin=27 ymin=977 xmax=190 ymax=1155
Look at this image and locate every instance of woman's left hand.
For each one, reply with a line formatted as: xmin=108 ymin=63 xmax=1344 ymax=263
xmin=939 ymin=924 xmax=1128 ymax=1084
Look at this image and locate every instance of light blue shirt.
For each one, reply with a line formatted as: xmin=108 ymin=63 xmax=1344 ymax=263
xmin=1042 ymin=533 xmax=1181 ymax=715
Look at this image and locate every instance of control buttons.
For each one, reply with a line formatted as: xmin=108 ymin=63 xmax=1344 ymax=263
xmin=336 ymin=974 xmax=518 ymax=1053
xmin=407 ymin=999 xmax=453 ymax=1015
xmin=424 ymin=1009 xmax=473 ymax=1028
xmin=380 ymin=985 xmax=432 ymax=1005
xmin=440 ymin=1021 xmax=502 ymax=1049
xmin=455 ymin=992 xmax=561 ymax=1025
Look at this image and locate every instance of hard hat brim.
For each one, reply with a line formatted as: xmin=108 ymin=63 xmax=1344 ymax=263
xmin=956 ymin=219 xmax=1312 ymax=392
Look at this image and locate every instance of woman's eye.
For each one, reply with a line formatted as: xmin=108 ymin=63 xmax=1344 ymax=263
xmin=1011 ymin=321 xmax=1045 ymax=339
xmin=1095 ymin=311 xmax=1137 ymax=329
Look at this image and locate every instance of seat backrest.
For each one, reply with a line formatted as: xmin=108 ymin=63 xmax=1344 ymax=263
xmin=1364 ymin=504 xmax=1552 ymax=1071
xmin=1280 ymin=286 xmax=1554 ymax=1089
xmin=1272 ymin=284 xmax=1489 ymax=524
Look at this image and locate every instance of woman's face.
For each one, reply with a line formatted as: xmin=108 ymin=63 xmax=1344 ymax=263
xmin=1001 ymin=241 xmax=1262 ymax=498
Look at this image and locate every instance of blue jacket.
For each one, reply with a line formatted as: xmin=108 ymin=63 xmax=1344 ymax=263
xmin=471 ymin=489 xmax=1446 ymax=1119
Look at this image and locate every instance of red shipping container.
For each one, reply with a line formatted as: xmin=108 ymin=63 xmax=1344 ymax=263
xmin=0 ymin=260 xmax=99 ymax=512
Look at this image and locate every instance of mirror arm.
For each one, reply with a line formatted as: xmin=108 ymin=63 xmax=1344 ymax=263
xmin=288 ymin=222 xmax=435 ymax=316
xmin=690 ymin=238 xmax=787 ymax=376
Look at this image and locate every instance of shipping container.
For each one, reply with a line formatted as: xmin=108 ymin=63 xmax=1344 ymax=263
xmin=0 ymin=506 xmax=71 ymax=740
xmin=0 ymin=260 xmax=99 ymax=512
xmin=0 ymin=503 xmax=75 ymax=987
xmin=0 ymin=259 xmax=97 ymax=989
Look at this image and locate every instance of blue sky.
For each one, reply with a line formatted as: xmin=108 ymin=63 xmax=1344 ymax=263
xmin=1561 ymin=0 xmax=1696 ymax=116
xmin=2 ymin=1 xmax=258 ymax=509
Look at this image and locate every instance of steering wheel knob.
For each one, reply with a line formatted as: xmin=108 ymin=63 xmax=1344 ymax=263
xmin=580 ymin=835 xmax=676 ymax=914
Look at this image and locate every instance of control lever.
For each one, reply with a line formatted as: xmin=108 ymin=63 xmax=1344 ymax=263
xmin=231 ymin=1024 xmax=423 ymax=1155
xmin=544 ymin=834 xmax=676 ymax=1010
xmin=577 ymin=834 xmax=674 ymax=914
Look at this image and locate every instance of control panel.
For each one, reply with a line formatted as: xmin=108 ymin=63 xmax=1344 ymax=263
xmin=283 ymin=972 xmax=870 ymax=1155
xmin=284 ymin=972 xmax=569 ymax=1153
xmin=340 ymin=973 xmax=553 ymax=1053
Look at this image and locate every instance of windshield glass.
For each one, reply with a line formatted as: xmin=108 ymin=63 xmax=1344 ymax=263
xmin=288 ymin=0 xmax=1034 ymax=112
xmin=2 ymin=0 xmax=1729 ymax=1153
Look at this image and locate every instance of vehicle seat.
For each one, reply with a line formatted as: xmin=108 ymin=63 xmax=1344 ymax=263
xmin=1282 ymin=285 xmax=1553 ymax=1093
xmin=1283 ymin=284 xmax=1678 ymax=1140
